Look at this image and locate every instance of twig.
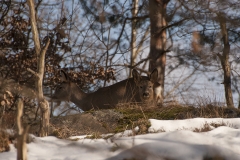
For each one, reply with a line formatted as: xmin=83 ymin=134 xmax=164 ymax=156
xmin=27 ymin=68 xmax=39 ymax=78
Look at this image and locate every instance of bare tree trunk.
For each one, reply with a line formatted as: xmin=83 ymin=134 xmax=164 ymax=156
xmin=130 ymin=0 xmax=139 ymax=77
xmin=148 ymin=0 xmax=169 ymax=104
xmin=27 ymin=0 xmax=50 ymax=136
xmin=17 ymin=98 xmax=28 ymax=160
xmin=217 ymin=13 xmax=234 ymax=108
xmin=238 ymin=95 xmax=240 ymax=109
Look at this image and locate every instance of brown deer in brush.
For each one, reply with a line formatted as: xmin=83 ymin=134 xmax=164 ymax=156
xmin=51 ymin=69 xmax=159 ymax=111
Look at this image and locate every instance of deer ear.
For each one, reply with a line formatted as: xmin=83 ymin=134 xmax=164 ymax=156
xmin=60 ymin=70 xmax=70 ymax=82
xmin=132 ymin=69 xmax=141 ymax=84
xmin=149 ymin=68 xmax=158 ymax=83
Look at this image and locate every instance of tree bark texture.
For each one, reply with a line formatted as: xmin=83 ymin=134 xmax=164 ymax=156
xmin=17 ymin=98 xmax=28 ymax=160
xmin=149 ymin=0 xmax=169 ymax=103
xmin=130 ymin=0 xmax=139 ymax=77
xmin=217 ymin=13 xmax=234 ymax=108
xmin=27 ymin=0 xmax=50 ymax=136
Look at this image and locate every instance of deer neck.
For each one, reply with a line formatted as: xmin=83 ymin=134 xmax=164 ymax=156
xmin=70 ymin=83 xmax=88 ymax=107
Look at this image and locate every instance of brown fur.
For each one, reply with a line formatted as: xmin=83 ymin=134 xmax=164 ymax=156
xmin=52 ymin=69 xmax=159 ymax=111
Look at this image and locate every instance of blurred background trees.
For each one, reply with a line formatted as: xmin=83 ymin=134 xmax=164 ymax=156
xmin=170 ymin=0 xmax=240 ymax=108
xmin=0 ymin=0 xmax=240 ymax=123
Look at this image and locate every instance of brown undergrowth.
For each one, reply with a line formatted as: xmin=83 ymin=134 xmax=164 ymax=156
xmin=1 ymin=104 xmax=240 ymax=143
xmin=0 ymin=130 xmax=10 ymax=152
xmin=111 ymin=104 xmax=239 ymax=135
xmin=35 ymin=104 xmax=240 ymax=139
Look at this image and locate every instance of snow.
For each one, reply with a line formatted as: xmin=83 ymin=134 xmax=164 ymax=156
xmin=1 ymin=118 xmax=240 ymax=160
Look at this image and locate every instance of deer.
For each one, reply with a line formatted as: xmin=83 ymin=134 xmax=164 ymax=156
xmin=51 ymin=69 xmax=159 ymax=111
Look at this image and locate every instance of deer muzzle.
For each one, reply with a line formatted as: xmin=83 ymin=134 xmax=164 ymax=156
xmin=143 ymin=92 xmax=150 ymax=98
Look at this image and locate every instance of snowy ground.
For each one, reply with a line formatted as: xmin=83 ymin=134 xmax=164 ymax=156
xmin=1 ymin=118 xmax=240 ymax=160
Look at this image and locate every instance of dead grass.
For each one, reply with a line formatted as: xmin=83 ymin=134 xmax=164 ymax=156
xmin=0 ymin=111 xmax=16 ymax=129
xmin=1 ymin=103 xmax=239 ymax=141
xmin=193 ymin=121 xmax=228 ymax=132
xmin=85 ymin=132 xmax=102 ymax=139
xmin=111 ymin=104 xmax=239 ymax=135
xmin=50 ymin=123 xmax=80 ymax=139
xmin=48 ymin=104 xmax=239 ymax=138
xmin=0 ymin=130 xmax=10 ymax=152
xmin=193 ymin=122 xmax=213 ymax=132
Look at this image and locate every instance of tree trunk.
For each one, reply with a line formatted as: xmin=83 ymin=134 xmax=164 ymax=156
xmin=27 ymin=0 xmax=50 ymax=136
xmin=238 ymin=95 xmax=240 ymax=109
xmin=17 ymin=98 xmax=28 ymax=160
xmin=130 ymin=0 xmax=139 ymax=77
xmin=149 ymin=0 xmax=169 ymax=104
xmin=217 ymin=13 xmax=234 ymax=108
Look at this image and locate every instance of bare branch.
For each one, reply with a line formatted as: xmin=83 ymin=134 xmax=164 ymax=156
xmin=27 ymin=0 xmax=41 ymax=55
xmin=27 ymin=68 xmax=39 ymax=78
